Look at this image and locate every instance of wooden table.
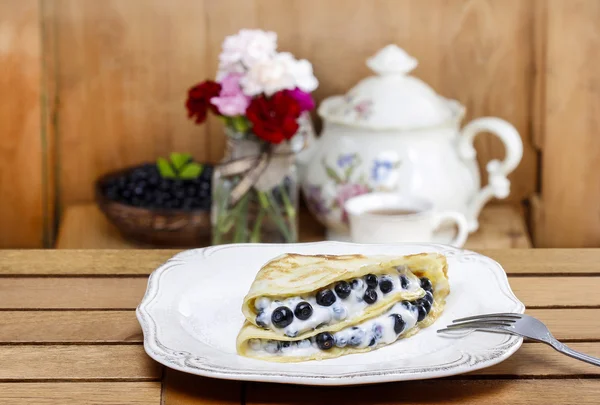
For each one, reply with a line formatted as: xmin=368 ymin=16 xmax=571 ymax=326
xmin=1 ymin=249 xmax=599 ymax=404
xmin=55 ymin=203 xmax=531 ymax=249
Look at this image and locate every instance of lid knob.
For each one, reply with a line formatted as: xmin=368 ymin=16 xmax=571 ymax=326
xmin=366 ymin=44 xmax=418 ymax=76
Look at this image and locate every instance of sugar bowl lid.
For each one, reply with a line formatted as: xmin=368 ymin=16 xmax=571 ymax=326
xmin=318 ymin=45 xmax=456 ymax=130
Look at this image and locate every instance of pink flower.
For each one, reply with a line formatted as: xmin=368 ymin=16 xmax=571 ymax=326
xmin=285 ymin=88 xmax=315 ymax=112
xmin=336 ymin=183 xmax=370 ymax=223
xmin=210 ymin=73 xmax=251 ymax=116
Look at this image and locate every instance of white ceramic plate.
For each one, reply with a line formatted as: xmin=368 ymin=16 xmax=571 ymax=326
xmin=137 ymin=242 xmax=524 ymax=386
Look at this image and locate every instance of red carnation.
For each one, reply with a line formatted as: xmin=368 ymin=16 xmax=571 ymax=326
xmin=186 ymin=80 xmax=222 ymax=124
xmin=246 ymin=92 xmax=302 ymax=144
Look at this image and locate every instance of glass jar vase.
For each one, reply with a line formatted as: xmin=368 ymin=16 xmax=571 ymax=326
xmin=211 ymin=138 xmax=298 ymax=244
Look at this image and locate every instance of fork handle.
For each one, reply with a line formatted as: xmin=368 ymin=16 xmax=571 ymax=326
xmin=548 ymin=339 xmax=600 ymax=367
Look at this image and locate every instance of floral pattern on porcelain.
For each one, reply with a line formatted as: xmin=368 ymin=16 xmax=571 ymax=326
xmin=338 ymin=94 xmax=374 ymax=121
xmin=303 ymin=151 xmax=401 ymax=225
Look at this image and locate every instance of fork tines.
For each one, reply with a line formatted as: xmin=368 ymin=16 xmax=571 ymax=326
xmin=437 ymin=313 xmax=521 ymax=334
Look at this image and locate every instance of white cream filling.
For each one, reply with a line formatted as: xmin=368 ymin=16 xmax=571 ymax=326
xmin=247 ymin=298 xmax=426 ymax=358
xmin=254 ymin=267 xmax=422 ymax=337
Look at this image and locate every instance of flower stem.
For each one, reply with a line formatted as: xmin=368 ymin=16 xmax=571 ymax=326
xmin=232 ymin=193 xmax=249 ymax=243
xmin=257 ymin=190 xmax=293 ymax=242
xmin=250 ymin=208 xmax=266 ymax=243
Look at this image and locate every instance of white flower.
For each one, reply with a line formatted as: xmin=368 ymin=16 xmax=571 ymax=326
xmin=241 ymin=52 xmax=319 ymax=96
xmin=218 ymin=29 xmax=277 ymax=76
xmin=289 ymin=59 xmax=318 ymax=93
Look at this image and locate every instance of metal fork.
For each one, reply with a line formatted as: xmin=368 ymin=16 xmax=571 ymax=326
xmin=438 ymin=312 xmax=600 ymax=367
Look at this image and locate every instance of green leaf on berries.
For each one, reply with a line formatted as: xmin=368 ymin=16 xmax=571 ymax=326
xmin=157 ymin=157 xmax=177 ymax=178
xmin=179 ymin=162 xmax=203 ymax=179
xmin=170 ymin=152 xmax=192 ymax=171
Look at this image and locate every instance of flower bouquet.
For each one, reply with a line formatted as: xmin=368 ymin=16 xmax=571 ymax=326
xmin=186 ymin=29 xmax=318 ymax=244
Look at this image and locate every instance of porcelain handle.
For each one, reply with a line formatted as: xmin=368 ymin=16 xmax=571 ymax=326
xmin=458 ymin=117 xmax=523 ymax=232
xmin=432 ymin=211 xmax=469 ymax=248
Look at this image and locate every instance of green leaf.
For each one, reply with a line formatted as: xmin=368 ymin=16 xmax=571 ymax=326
xmin=157 ymin=157 xmax=177 ymax=178
xmin=170 ymin=152 xmax=192 ymax=171
xmin=325 ymin=166 xmax=343 ymax=184
xmin=178 ymin=162 xmax=203 ymax=179
xmin=344 ymin=165 xmax=354 ymax=180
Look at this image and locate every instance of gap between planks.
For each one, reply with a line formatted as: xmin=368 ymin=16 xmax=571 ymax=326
xmin=2 ymin=249 xmax=600 ymax=276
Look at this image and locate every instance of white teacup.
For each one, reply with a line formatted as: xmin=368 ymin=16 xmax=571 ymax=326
xmin=345 ymin=193 xmax=469 ymax=247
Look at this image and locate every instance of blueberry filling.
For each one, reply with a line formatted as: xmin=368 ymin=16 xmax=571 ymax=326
xmin=316 ymin=289 xmax=337 ymax=306
xmin=248 ymin=284 xmax=437 ymax=356
xmin=252 ymin=269 xmax=424 ymax=337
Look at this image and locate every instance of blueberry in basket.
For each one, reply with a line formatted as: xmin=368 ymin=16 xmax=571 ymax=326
xmin=96 ymin=153 xmax=213 ymax=247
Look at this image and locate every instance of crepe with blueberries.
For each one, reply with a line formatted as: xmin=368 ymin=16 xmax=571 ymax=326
xmin=237 ymin=253 xmax=449 ymax=362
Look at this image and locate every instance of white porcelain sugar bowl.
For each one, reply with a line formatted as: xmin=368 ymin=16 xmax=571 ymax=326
xmin=302 ymin=45 xmax=523 ymax=240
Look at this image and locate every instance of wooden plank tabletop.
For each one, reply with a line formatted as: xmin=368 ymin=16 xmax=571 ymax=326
xmin=55 ymin=203 xmax=532 ymax=249
xmin=2 ymin=249 xmax=597 ymax=404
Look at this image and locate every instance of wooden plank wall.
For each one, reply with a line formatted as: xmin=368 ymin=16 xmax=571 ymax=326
xmin=0 ymin=0 xmax=598 ymax=247
xmin=0 ymin=0 xmax=50 ymax=247
xmin=532 ymin=0 xmax=600 ymax=247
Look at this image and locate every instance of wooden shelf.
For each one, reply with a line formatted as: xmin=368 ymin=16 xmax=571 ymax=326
xmin=56 ymin=203 xmax=530 ymax=249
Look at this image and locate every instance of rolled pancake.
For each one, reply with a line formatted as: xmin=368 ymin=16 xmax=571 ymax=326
xmin=242 ymin=253 xmax=444 ymax=334
xmin=237 ymin=253 xmax=449 ymax=362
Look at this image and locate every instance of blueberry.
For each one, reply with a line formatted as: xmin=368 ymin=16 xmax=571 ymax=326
xmin=297 ymin=339 xmax=311 ymax=349
xmin=332 ymin=305 xmax=347 ymax=320
xmin=334 ymin=281 xmax=351 ymax=299
xmin=399 ymin=275 xmax=409 ymax=289
xmin=401 ymin=300 xmax=412 ymax=310
xmin=315 ymin=332 xmax=335 ymax=350
xmin=271 ymin=306 xmax=293 ymax=328
xmin=248 ymin=339 xmax=262 ymax=351
xmin=420 ymin=277 xmax=433 ymax=292
xmin=349 ymin=328 xmax=365 ymax=346
xmin=365 ymin=274 xmax=378 ymax=288
xmin=418 ymin=297 xmax=433 ymax=313
xmin=390 ymin=314 xmax=405 ymax=334
xmin=363 ymin=288 xmax=378 ymax=304
xmin=369 ymin=337 xmax=376 ymax=346
xmin=423 ymin=291 xmax=434 ymax=304
xmin=264 ymin=340 xmax=280 ymax=354
xmin=316 ymin=289 xmax=336 ymax=306
xmin=281 ymin=341 xmax=291 ymax=348
xmin=294 ymin=301 xmax=313 ymax=320
xmin=351 ymin=278 xmax=363 ymax=290
xmin=379 ymin=278 xmax=394 ymax=294
xmin=417 ymin=305 xmax=427 ymax=322
xmin=335 ymin=335 xmax=348 ymax=347
xmin=372 ymin=324 xmax=383 ymax=340
xmin=256 ymin=312 xmax=268 ymax=328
